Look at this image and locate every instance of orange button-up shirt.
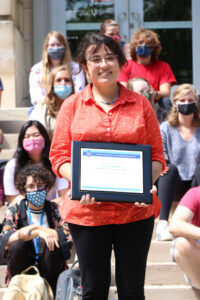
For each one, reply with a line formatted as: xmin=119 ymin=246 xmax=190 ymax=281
xmin=50 ymin=83 xmax=165 ymax=226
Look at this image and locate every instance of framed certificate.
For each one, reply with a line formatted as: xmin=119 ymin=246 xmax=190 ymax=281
xmin=71 ymin=141 xmax=152 ymax=204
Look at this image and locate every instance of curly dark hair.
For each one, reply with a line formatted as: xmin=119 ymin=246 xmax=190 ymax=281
xmin=130 ymin=28 xmax=162 ymax=62
xmin=15 ymin=164 xmax=55 ymax=194
xmin=13 ymin=120 xmax=56 ymax=184
xmin=76 ymin=32 xmax=127 ymax=69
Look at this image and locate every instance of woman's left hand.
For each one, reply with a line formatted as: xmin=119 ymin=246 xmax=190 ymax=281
xmin=134 ymin=185 xmax=157 ymax=208
xmin=80 ymin=194 xmax=96 ymax=205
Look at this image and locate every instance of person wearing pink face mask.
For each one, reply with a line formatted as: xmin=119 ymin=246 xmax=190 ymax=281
xmin=3 ymin=120 xmax=69 ymax=205
xmin=100 ymin=19 xmax=131 ymax=60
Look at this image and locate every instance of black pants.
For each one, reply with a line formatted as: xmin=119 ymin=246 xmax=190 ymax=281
xmin=69 ymin=216 xmax=154 ymax=300
xmin=191 ymin=163 xmax=200 ymax=187
xmin=157 ymin=164 xmax=192 ymax=220
xmin=6 ymin=240 xmax=65 ymax=293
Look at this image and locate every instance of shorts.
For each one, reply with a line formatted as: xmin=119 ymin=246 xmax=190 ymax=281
xmin=170 ymin=238 xmax=199 ymax=288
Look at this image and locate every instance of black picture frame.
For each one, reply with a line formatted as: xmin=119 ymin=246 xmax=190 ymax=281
xmin=71 ymin=141 xmax=152 ymax=204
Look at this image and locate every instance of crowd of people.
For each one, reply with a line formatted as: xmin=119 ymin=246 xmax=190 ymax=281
xmin=0 ymin=18 xmax=200 ymax=299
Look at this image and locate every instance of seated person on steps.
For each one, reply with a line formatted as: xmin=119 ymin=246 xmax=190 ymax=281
xmin=169 ymin=186 xmax=200 ymax=289
xmin=0 ymin=164 xmax=72 ymax=294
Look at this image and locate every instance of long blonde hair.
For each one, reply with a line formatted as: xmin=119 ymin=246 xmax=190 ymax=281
xmin=45 ymin=65 xmax=74 ymax=117
xmin=41 ymin=31 xmax=72 ymax=89
xmin=168 ymin=83 xmax=200 ymax=126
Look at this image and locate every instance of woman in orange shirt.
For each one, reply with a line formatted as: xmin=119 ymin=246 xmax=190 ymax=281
xmin=50 ymin=33 xmax=165 ymax=300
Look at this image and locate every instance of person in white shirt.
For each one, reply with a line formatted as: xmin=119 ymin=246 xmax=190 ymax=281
xmin=3 ymin=120 xmax=68 ymax=205
xmin=29 ymin=31 xmax=85 ymax=106
xmin=29 ymin=65 xmax=74 ymax=140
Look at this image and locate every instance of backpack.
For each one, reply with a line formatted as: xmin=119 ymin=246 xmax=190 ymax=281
xmin=55 ymin=260 xmax=82 ymax=300
xmin=2 ymin=265 xmax=54 ymax=300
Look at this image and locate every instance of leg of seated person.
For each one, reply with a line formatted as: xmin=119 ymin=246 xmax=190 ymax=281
xmin=158 ymin=164 xmax=180 ymax=221
xmin=7 ymin=240 xmax=35 ymax=277
xmin=39 ymin=246 xmax=65 ymax=293
xmin=174 ymin=237 xmax=200 ymax=289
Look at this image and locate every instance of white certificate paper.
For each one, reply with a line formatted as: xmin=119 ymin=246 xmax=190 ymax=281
xmin=80 ymin=148 xmax=143 ymax=193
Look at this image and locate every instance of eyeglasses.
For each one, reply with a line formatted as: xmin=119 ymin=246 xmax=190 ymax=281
xmin=25 ymin=183 xmax=46 ymax=192
xmin=87 ymin=54 xmax=118 ymax=65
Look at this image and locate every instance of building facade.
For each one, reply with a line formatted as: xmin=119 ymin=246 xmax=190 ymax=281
xmin=0 ymin=0 xmax=199 ymax=107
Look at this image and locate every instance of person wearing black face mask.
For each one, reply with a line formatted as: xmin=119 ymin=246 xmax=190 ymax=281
xmin=156 ymin=83 xmax=200 ymax=241
xmin=118 ymin=28 xmax=177 ymax=123
xmin=0 ymin=164 xmax=72 ymax=295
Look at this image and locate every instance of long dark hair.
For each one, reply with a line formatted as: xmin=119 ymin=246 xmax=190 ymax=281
xmin=14 ymin=120 xmax=55 ymax=183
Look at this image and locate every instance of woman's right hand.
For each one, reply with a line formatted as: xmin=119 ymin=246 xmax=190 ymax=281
xmin=160 ymin=166 xmax=169 ymax=176
xmin=80 ymin=194 xmax=96 ymax=205
xmin=37 ymin=227 xmax=59 ymax=251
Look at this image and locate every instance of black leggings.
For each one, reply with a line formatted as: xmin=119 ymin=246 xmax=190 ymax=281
xmin=157 ymin=164 xmax=192 ymax=220
xmin=69 ymin=216 xmax=154 ymax=300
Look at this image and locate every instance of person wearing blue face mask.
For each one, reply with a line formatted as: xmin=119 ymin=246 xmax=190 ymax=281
xmin=29 ymin=65 xmax=74 ymax=140
xmin=118 ymin=28 xmax=177 ymax=123
xmin=29 ymin=31 xmax=85 ymax=107
xmin=0 ymin=164 xmax=73 ymax=294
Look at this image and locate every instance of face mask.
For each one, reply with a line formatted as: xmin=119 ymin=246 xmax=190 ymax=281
xmin=177 ymin=102 xmax=196 ymax=115
xmin=26 ymin=189 xmax=46 ymax=207
xmin=136 ymin=45 xmax=152 ymax=58
xmin=54 ymin=85 xmax=72 ymax=99
xmin=47 ymin=47 xmax=65 ymax=60
xmin=23 ymin=137 xmax=45 ymax=155
xmin=111 ymin=35 xmax=121 ymax=43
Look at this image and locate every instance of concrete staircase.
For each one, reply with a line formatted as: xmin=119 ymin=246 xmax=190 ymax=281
xmin=0 ymin=219 xmax=200 ymax=299
xmin=1 ymin=108 xmax=200 ymax=299
xmin=0 ymin=108 xmax=28 ymax=160
xmin=108 ymin=233 xmax=200 ymax=299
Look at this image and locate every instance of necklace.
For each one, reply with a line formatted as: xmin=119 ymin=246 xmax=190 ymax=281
xmin=96 ymin=86 xmax=120 ymax=105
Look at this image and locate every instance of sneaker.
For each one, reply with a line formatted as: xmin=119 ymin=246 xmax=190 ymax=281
xmin=156 ymin=220 xmax=173 ymax=241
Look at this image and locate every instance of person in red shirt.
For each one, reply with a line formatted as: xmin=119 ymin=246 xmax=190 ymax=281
xmin=169 ymin=187 xmax=200 ymax=289
xmin=118 ymin=28 xmax=177 ymax=122
xmin=50 ymin=33 xmax=165 ymax=300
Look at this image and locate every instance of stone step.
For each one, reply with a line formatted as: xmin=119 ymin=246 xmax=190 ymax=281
xmin=0 ymin=120 xmax=25 ymax=133
xmin=0 ymin=261 xmax=186 ymax=289
xmin=0 ymin=149 xmax=14 ymax=160
xmin=108 ymin=285 xmax=200 ymax=300
xmin=147 ymin=240 xmax=171 ymax=262
xmin=110 ymin=241 xmax=171 ymax=263
xmin=0 ymin=285 xmax=199 ymax=300
xmin=110 ymin=262 xmax=185 ymax=286
xmin=0 ymin=108 xmax=28 ymax=121
xmin=0 ymin=288 xmax=6 ymax=300
xmin=0 ymin=266 xmax=6 ymax=288
xmin=3 ymin=133 xmax=18 ymax=149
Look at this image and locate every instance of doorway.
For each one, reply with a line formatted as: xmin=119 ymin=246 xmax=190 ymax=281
xmin=66 ymin=0 xmax=200 ymax=90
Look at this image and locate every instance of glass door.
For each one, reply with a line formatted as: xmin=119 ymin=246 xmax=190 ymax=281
xmin=117 ymin=0 xmax=200 ymax=92
xmin=66 ymin=0 xmax=115 ymax=58
xmin=66 ymin=0 xmax=200 ymax=91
